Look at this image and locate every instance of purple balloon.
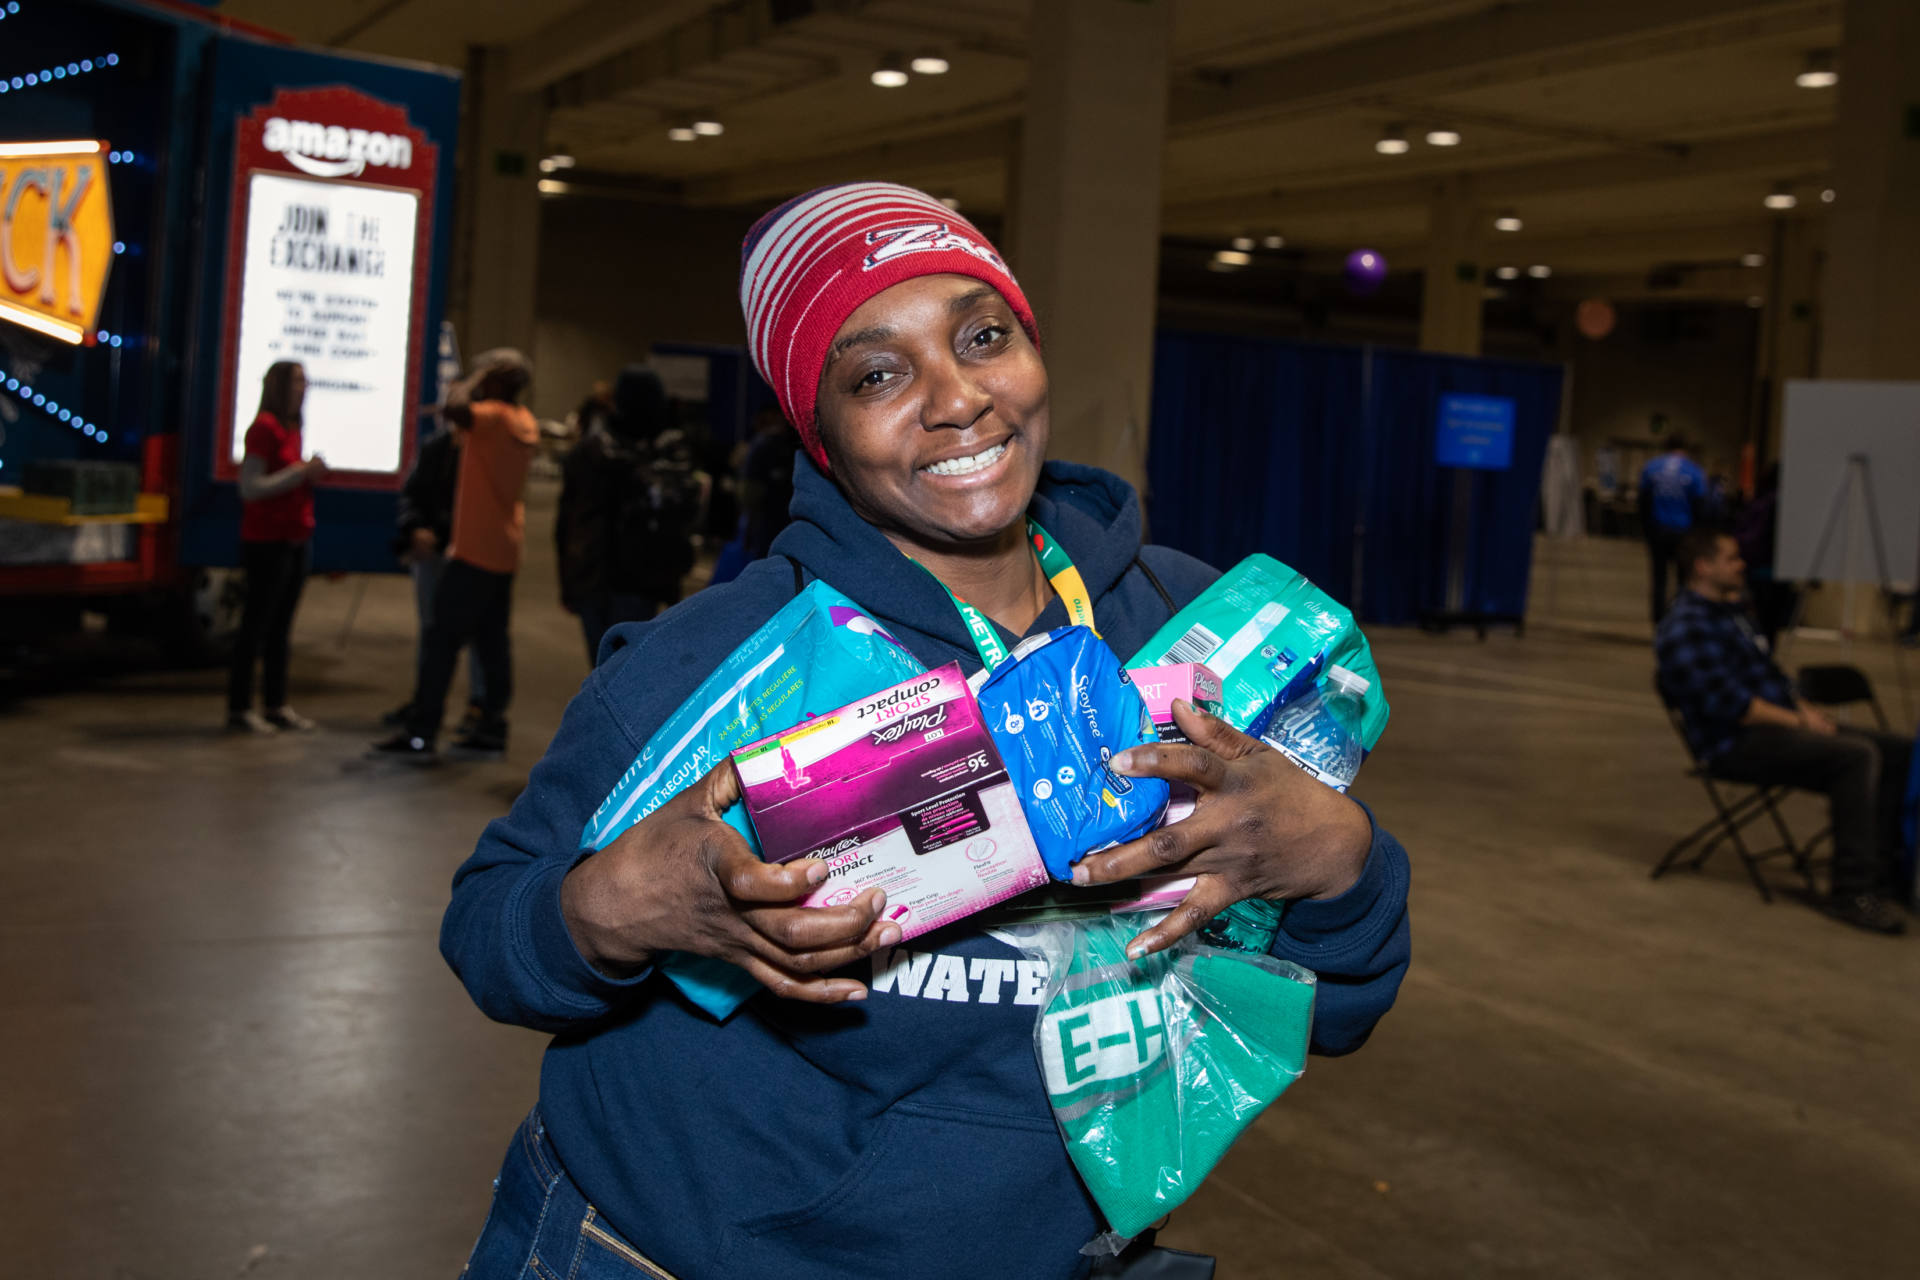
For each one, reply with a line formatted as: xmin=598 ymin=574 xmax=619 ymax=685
xmin=1344 ymin=248 xmax=1388 ymax=295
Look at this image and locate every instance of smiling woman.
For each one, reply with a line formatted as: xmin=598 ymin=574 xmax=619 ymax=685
xmin=440 ymin=181 xmax=1411 ymax=1280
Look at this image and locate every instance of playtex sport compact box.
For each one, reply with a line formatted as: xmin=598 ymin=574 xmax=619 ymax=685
xmin=1109 ymin=663 xmax=1224 ymax=914
xmin=1128 ymin=663 xmax=1224 ymax=744
xmin=731 ymin=663 xmax=1049 ymax=941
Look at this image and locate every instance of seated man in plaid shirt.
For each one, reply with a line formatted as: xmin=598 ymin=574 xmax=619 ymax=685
xmin=1656 ymin=527 xmax=1911 ymax=935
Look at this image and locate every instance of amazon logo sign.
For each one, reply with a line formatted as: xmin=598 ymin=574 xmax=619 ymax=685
xmin=261 ymin=116 xmax=413 ymax=179
xmin=0 ymin=140 xmax=114 ymax=345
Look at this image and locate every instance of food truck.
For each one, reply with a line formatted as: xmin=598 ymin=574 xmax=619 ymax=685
xmin=0 ymin=0 xmax=459 ymax=656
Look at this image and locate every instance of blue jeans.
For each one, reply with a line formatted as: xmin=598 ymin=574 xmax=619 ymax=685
xmin=462 ymin=1109 xmax=676 ymax=1279
xmin=413 ymin=552 xmax=486 ymax=708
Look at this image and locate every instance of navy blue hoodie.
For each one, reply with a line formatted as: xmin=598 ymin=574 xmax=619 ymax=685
xmin=442 ymin=457 xmax=1412 ymax=1280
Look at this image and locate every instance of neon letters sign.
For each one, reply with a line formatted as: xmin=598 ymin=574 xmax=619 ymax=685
xmin=0 ymin=140 xmax=115 ymax=344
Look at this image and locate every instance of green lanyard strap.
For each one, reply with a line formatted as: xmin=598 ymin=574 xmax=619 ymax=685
xmin=921 ymin=519 xmax=1096 ymax=671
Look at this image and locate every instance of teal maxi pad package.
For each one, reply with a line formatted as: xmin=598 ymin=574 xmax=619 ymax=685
xmin=1129 ymin=554 xmax=1390 ymax=749
xmin=581 ymin=581 xmax=926 ymax=1019
xmin=973 ymin=627 xmax=1169 ymax=881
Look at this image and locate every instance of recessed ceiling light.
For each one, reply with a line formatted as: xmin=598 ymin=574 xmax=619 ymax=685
xmin=1741 ymin=252 xmax=1766 ymax=267
xmin=872 ymin=54 xmax=909 ymax=88
xmin=692 ymin=119 xmax=724 ymax=137
xmin=1764 ymin=183 xmax=1797 ymax=210
xmin=1795 ymin=50 xmax=1837 ymax=89
xmin=537 ymin=179 xmax=565 ymax=196
xmin=1425 ymin=127 xmax=1461 ymax=147
xmin=938 ymin=195 xmax=961 ymax=211
xmin=1495 ymin=266 xmax=1520 ymax=280
xmin=910 ymin=52 xmax=950 ymax=75
xmin=667 ymin=124 xmax=697 ymax=142
xmin=1262 ymin=234 xmax=1285 ymax=249
xmin=1375 ymin=123 xmax=1409 ymax=156
xmin=1212 ymin=249 xmax=1251 ymax=267
xmin=1493 ymin=211 xmax=1522 ymax=232
xmin=1527 ymin=264 xmax=1551 ymax=279
xmin=539 ymin=154 xmax=575 ymax=173
xmin=1230 ymin=236 xmax=1255 ymax=251
xmin=1821 ymin=187 xmax=1836 ymax=203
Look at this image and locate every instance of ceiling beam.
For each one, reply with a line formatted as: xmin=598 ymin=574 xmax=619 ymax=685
xmin=509 ymin=0 xmax=724 ymax=94
xmin=1391 ymin=219 xmax=1788 ymax=271
xmin=684 ymin=119 xmax=1017 ymax=206
xmin=1169 ymin=0 xmax=1836 ymax=134
xmin=1161 ymin=124 xmax=1833 ymax=231
xmin=680 ymin=0 xmax=1833 ymax=214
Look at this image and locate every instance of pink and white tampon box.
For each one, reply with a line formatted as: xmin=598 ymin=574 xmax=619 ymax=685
xmin=731 ymin=662 xmax=1050 ymax=942
xmin=1109 ymin=663 xmax=1225 ymax=915
xmin=1127 ymin=662 xmax=1225 ymax=740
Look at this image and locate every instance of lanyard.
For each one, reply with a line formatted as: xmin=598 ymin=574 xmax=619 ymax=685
xmin=920 ymin=519 xmax=1096 ymax=670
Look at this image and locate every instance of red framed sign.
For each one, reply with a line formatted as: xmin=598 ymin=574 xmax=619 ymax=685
xmin=213 ymin=87 xmax=437 ymax=491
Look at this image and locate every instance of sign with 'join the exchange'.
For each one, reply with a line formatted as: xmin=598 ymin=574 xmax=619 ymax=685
xmin=0 ymin=140 xmax=115 ymax=345
xmin=216 ymin=87 xmax=439 ymax=491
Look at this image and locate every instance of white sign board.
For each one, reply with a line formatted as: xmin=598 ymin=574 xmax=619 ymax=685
xmin=228 ymin=171 xmax=420 ymax=474
xmin=1777 ymin=379 xmax=1920 ymax=584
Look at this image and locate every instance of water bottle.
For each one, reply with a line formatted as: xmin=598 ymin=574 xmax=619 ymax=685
xmin=1259 ymin=665 xmax=1369 ymax=793
xmin=1199 ymin=667 xmax=1371 ymax=956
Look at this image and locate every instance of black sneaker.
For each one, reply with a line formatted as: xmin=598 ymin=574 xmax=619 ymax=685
xmin=380 ymin=702 xmax=414 ymax=728
xmin=448 ymin=723 xmax=507 ymax=761
xmin=1823 ymin=892 xmax=1908 ymax=936
xmin=367 ymin=731 xmax=439 ymax=765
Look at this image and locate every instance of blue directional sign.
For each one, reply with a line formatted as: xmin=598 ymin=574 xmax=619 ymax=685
xmin=1435 ymin=392 xmax=1516 ymax=470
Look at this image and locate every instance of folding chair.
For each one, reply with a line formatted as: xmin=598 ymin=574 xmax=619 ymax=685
xmin=1796 ymin=664 xmax=1889 ymax=730
xmin=1651 ymin=682 xmax=1817 ymax=903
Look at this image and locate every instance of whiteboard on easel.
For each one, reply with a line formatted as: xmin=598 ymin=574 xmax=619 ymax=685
xmin=1777 ymin=380 xmax=1920 ymax=584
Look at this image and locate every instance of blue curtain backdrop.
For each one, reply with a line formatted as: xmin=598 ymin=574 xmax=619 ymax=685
xmin=1146 ymin=333 xmax=1563 ymax=627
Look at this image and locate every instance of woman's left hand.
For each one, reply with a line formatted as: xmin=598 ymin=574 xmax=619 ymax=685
xmin=1070 ymin=699 xmax=1373 ymax=959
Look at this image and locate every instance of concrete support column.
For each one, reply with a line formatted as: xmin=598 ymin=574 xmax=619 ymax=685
xmin=1008 ymin=0 xmax=1172 ymax=490
xmin=1418 ymin=174 xmax=1484 ymax=356
xmin=1817 ymin=0 xmax=1920 ymax=380
xmin=1758 ymin=216 xmax=1822 ymax=467
xmin=450 ymin=45 xmax=544 ymax=361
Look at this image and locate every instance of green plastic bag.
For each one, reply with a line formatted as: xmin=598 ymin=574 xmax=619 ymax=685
xmin=995 ymin=916 xmax=1315 ymax=1242
xmin=1128 ymin=554 xmax=1389 ymax=751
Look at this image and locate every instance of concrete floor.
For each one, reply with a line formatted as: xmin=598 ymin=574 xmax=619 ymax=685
xmin=5 ymin=483 xmax=1917 ymax=1278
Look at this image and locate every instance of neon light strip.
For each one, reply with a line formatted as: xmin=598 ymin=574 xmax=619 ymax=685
xmin=0 ymin=139 xmax=106 ymax=158
xmin=0 ymin=299 xmax=84 ymax=344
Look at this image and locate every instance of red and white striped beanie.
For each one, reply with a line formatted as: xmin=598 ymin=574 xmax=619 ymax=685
xmin=739 ymin=182 xmax=1038 ymax=471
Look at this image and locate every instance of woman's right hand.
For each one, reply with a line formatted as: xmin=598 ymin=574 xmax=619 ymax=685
xmin=560 ymin=760 xmax=900 ymax=1003
xmin=304 ymin=455 xmax=329 ymax=481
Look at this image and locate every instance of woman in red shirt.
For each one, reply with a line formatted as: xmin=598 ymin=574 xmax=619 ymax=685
xmin=226 ymin=361 xmax=327 ymax=733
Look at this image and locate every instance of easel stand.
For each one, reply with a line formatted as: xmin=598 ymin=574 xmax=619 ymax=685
xmin=1781 ymin=452 xmax=1911 ymax=721
xmin=1420 ymin=469 xmax=1526 ymax=639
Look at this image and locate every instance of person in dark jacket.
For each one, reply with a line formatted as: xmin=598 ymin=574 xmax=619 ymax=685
xmin=444 ymin=184 xmax=1410 ymax=1280
xmin=1638 ymin=433 xmax=1709 ymax=623
xmin=384 ymin=424 xmax=486 ymax=730
xmin=739 ymin=405 xmax=802 ymax=560
xmin=556 ymin=365 xmax=703 ymax=663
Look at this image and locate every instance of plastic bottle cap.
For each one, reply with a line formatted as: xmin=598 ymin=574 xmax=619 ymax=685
xmin=1327 ymin=665 xmax=1371 ymax=697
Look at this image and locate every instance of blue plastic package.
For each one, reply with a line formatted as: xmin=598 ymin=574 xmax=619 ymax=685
xmin=581 ymin=581 xmax=926 ymax=1019
xmin=972 ymin=627 xmax=1170 ymax=881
